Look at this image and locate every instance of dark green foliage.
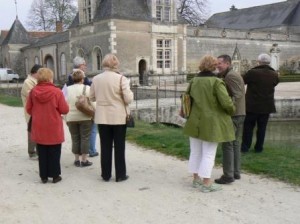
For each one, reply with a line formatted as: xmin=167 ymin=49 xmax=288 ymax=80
xmin=279 ymin=75 xmax=300 ymax=82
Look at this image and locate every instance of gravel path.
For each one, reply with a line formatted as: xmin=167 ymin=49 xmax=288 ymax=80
xmin=0 ymin=104 xmax=299 ymax=224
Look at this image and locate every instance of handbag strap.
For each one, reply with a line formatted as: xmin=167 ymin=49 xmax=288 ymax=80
xmin=186 ymin=79 xmax=193 ymax=94
xmin=82 ymin=85 xmax=87 ymax=96
xmin=120 ymin=75 xmax=129 ymax=116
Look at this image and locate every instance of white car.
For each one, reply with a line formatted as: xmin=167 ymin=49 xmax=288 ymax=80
xmin=0 ymin=68 xmax=20 ymax=82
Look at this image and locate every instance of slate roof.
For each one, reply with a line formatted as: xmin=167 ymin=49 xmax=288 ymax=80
xmin=69 ymin=13 xmax=79 ymax=29
xmin=93 ymin=0 xmax=152 ymax=22
xmin=1 ymin=18 xmax=30 ymax=45
xmin=205 ymin=0 xmax=300 ymax=30
xmin=22 ymin=31 xmax=69 ymax=49
xmin=0 ymin=30 xmax=9 ymax=45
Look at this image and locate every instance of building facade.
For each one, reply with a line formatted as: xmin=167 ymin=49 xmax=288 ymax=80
xmin=0 ymin=0 xmax=300 ymax=84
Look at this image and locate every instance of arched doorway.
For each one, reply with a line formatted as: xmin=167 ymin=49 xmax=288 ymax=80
xmin=138 ymin=59 xmax=147 ymax=85
xmin=44 ymin=55 xmax=55 ymax=79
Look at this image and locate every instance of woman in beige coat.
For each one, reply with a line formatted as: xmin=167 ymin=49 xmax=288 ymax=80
xmin=90 ymin=54 xmax=133 ymax=182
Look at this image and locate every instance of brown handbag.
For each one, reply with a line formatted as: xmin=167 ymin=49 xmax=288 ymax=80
xmin=75 ymin=85 xmax=95 ymax=118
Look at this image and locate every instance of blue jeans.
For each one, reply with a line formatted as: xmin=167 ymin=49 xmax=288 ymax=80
xmin=89 ymin=123 xmax=98 ymax=154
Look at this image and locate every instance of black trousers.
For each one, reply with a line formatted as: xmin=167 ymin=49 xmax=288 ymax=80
xmin=98 ymin=124 xmax=127 ymax=181
xmin=241 ymin=113 xmax=270 ymax=152
xmin=37 ymin=144 xmax=61 ymax=179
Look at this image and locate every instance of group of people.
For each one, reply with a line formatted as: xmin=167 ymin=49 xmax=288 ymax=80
xmin=21 ymin=51 xmax=278 ymax=189
xmin=21 ymin=54 xmax=133 ymax=184
xmin=183 ymin=53 xmax=279 ymax=192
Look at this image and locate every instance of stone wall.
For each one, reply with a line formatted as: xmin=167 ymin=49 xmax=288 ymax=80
xmin=131 ymin=98 xmax=300 ymax=127
xmin=186 ymin=27 xmax=300 ymax=73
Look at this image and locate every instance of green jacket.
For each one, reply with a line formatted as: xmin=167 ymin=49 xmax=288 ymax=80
xmin=183 ymin=74 xmax=236 ymax=142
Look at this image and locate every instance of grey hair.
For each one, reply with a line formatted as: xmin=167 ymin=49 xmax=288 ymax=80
xmin=73 ymin=56 xmax=86 ymax=68
xmin=257 ymin=53 xmax=271 ymax=64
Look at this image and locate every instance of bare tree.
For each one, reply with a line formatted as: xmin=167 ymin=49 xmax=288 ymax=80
xmin=177 ymin=0 xmax=209 ymax=26
xmin=26 ymin=0 xmax=77 ymax=31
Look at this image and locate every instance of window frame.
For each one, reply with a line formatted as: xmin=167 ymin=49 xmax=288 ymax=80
xmin=156 ymin=0 xmax=171 ymax=22
xmin=156 ymin=39 xmax=172 ymax=71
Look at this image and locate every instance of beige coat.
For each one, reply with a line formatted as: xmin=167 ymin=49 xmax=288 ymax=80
xmin=21 ymin=74 xmax=37 ymax=122
xmin=90 ymin=71 xmax=133 ymax=125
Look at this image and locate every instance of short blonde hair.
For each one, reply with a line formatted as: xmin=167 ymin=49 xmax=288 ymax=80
xmin=102 ymin=53 xmax=120 ymax=72
xmin=199 ymin=55 xmax=218 ymax=72
xmin=37 ymin=68 xmax=53 ymax=83
xmin=72 ymin=69 xmax=84 ymax=83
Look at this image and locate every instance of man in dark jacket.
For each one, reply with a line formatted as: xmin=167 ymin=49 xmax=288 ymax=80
xmin=66 ymin=56 xmax=91 ymax=86
xmin=241 ymin=53 xmax=279 ymax=153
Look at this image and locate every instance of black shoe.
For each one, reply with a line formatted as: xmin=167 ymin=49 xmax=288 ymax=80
xmin=29 ymin=153 xmax=38 ymax=159
xmin=215 ymin=176 xmax=234 ymax=184
xmin=116 ymin=175 xmax=129 ymax=182
xmin=41 ymin=178 xmax=48 ymax=184
xmin=234 ymin=174 xmax=241 ymax=180
xmin=81 ymin=160 xmax=93 ymax=167
xmin=89 ymin=152 xmax=99 ymax=157
xmin=53 ymin=176 xmax=62 ymax=183
xmin=74 ymin=160 xmax=81 ymax=167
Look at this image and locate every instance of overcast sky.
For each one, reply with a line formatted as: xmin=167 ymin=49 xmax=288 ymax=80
xmin=0 ymin=0 xmax=285 ymax=30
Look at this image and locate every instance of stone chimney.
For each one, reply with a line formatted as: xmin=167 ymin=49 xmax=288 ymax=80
xmin=56 ymin=21 xmax=63 ymax=32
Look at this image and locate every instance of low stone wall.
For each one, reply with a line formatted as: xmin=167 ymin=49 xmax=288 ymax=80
xmin=0 ymin=87 xmax=21 ymax=97
xmin=273 ymin=98 xmax=300 ymax=120
xmin=131 ymin=98 xmax=300 ymax=127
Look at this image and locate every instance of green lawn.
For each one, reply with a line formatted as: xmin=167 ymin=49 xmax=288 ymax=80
xmin=127 ymin=120 xmax=300 ymax=186
xmin=0 ymin=94 xmax=22 ymax=107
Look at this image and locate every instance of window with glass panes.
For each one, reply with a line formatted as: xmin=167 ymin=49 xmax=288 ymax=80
xmin=156 ymin=0 xmax=171 ymax=22
xmin=83 ymin=0 xmax=92 ymax=23
xmin=156 ymin=39 xmax=172 ymax=69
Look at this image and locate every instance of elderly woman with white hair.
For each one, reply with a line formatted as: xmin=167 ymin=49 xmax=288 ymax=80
xmin=241 ymin=53 xmax=279 ymax=153
xmin=90 ymin=54 xmax=133 ymax=182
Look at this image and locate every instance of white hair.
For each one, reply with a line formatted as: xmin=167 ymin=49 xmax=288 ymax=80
xmin=73 ymin=56 xmax=86 ymax=68
xmin=257 ymin=53 xmax=271 ymax=64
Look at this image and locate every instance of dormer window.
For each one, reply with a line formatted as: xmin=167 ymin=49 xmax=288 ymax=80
xmin=83 ymin=0 xmax=92 ymax=23
xmin=156 ymin=0 xmax=171 ymax=22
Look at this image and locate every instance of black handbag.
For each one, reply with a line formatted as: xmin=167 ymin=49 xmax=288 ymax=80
xmin=126 ymin=115 xmax=135 ymax=128
xmin=120 ymin=76 xmax=135 ymax=128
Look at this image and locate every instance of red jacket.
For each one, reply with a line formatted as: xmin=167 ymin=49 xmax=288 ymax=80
xmin=26 ymin=82 xmax=69 ymax=145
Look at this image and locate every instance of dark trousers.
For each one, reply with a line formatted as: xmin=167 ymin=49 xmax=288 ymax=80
xmin=241 ymin=113 xmax=270 ymax=152
xmin=37 ymin=144 xmax=61 ymax=179
xmin=27 ymin=131 xmax=37 ymax=155
xmin=98 ymin=124 xmax=127 ymax=181
xmin=222 ymin=116 xmax=244 ymax=178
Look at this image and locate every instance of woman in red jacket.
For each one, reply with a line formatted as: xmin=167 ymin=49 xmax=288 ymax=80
xmin=26 ymin=68 xmax=69 ymax=184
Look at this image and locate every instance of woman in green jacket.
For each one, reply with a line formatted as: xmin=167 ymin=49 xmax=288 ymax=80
xmin=183 ymin=55 xmax=235 ymax=193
